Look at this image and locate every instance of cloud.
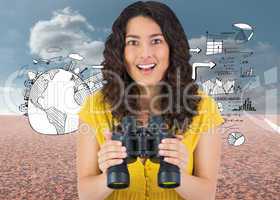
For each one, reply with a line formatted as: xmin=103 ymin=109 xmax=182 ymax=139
xmin=189 ymin=36 xmax=206 ymax=50
xmin=246 ymin=41 xmax=280 ymax=78
xmin=255 ymin=41 xmax=273 ymax=51
xmin=29 ymin=7 xmax=105 ymax=65
xmin=0 ymin=86 xmax=23 ymax=115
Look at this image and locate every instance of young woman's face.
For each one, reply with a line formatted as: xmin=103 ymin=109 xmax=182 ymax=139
xmin=124 ymin=16 xmax=170 ymax=86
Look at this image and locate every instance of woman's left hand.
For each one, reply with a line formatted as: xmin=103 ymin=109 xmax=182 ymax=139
xmin=158 ymin=135 xmax=189 ymax=172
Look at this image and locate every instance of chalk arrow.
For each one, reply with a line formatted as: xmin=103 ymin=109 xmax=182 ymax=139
xmin=192 ymin=62 xmax=216 ymax=80
xmin=190 ymin=48 xmax=201 ymax=54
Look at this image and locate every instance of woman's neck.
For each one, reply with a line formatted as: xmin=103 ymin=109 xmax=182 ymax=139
xmin=138 ymin=84 xmax=161 ymax=99
xmin=137 ymin=84 xmax=162 ymax=114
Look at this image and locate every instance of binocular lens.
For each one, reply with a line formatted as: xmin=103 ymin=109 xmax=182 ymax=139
xmin=107 ymin=163 xmax=130 ymax=189
xmin=158 ymin=170 xmax=180 ymax=188
xmin=107 ymin=171 xmax=129 ymax=189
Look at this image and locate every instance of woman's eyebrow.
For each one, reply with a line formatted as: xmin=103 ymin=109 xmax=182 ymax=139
xmin=149 ymin=33 xmax=163 ymax=38
xmin=125 ymin=33 xmax=163 ymax=39
xmin=126 ymin=34 xmax=140 ymax=39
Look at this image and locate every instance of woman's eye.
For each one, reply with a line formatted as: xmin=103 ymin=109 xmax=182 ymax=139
xmin=152 ymin=38 xmax=162 ymax=44
xmin=126 ymin=40 xmax=138 ymax=46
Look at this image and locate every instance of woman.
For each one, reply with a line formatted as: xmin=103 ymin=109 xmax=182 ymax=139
xmin=77 ymin=1 xmax=224 ymax=200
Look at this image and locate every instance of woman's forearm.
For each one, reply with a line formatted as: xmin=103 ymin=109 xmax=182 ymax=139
xmin=175 ymin=172 xmax=217 ymax=200
xmin=78 ymin=173 xmax=113 ymax=200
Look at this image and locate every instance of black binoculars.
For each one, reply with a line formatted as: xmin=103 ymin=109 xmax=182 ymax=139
xmin=107 ymin=115 xmax=180 ymax=189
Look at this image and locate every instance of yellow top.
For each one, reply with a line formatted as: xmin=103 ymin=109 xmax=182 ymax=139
xmin=78 ymin=90 xmax=224 ymax=200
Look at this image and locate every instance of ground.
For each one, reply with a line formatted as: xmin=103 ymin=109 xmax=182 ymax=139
xmin=0 ymin=115 xmax=279 ymax=200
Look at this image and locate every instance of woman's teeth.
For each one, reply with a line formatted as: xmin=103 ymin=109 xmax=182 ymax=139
xmin=136 ymin=64 xmax=156 ymax=70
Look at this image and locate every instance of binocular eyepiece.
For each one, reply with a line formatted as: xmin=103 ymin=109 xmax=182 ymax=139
xmin=107 ymin=115 xmax=180 ymax=189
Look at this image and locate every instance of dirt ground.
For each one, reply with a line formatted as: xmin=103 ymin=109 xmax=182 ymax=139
xmin=0 ymin=114 xmax=279 ymax=200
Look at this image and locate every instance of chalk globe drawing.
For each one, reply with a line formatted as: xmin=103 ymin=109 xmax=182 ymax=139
xmin=28 ymin=69 xmax=90 ymax=135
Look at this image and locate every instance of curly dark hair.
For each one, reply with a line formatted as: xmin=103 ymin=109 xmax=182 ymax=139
xmin=101 ymin=1 xmax=201 ymax=134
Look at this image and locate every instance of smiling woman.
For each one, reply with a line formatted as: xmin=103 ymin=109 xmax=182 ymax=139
xmin=77 ymin=1 xmax=224 ymax=200
xmin=124 ymin=16 xmax=169 ymax=85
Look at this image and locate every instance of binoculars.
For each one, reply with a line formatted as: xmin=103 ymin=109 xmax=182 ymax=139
xmin=107 ymin=115 xmax=180 ymax=189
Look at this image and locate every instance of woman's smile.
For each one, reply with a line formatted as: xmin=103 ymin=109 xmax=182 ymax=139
xmin=136 ymin=63 xmax=157 ymax=75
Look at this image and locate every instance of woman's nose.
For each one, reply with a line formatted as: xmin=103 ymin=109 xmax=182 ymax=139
xmin=138 ymin=43 xmax=153 ymax=59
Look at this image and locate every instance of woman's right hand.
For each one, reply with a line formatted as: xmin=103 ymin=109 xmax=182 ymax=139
xmin=97 ymin=130 xmax=127 ymax=173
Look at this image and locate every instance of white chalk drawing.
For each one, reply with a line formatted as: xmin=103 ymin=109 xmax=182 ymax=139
xmin=227 ymin=132 xmax=246 ymax=146
xmin=27 ymin=68 xmax=90 ymax=135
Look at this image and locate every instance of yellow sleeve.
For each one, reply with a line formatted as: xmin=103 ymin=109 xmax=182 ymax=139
xmin=186 ymin=91 xmax=224 ymax=150
xmin=191 ymin=92 xmax=224 ymax=134
xmin=78 ymin=95 xmax=95 ymax=125
xmin=78 ymin=91 xmax=110 ymax=146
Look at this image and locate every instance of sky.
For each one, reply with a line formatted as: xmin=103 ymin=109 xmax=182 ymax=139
xmin=0 ymin=0 xmax=279 ymax=114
